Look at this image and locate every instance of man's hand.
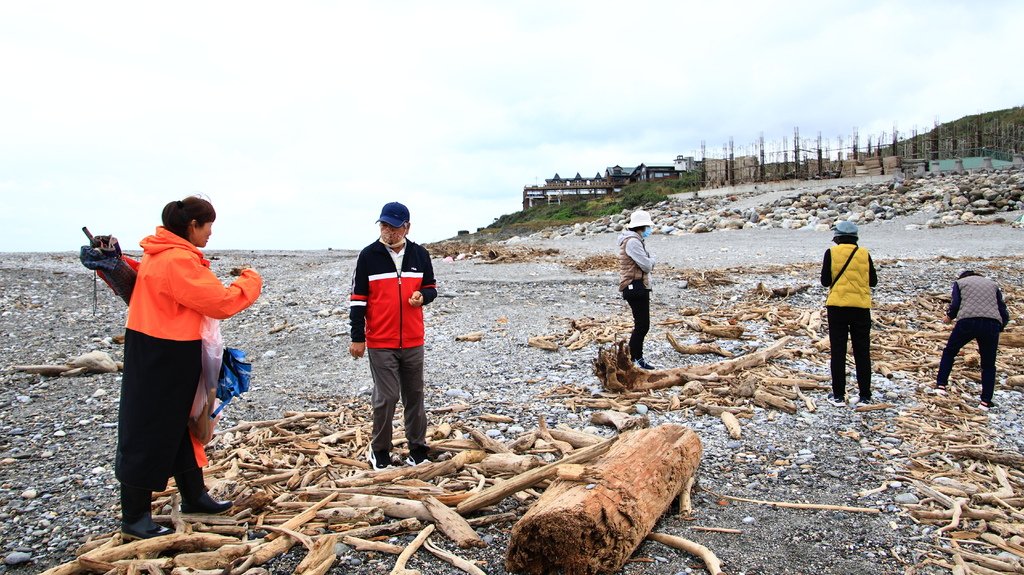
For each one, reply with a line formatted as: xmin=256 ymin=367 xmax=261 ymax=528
xmin=943 ymin=315 xmax=953 ymax=324
xmin=409 ymin=290 xmax=424 ymax=307
xmin=349 ymin=342 xmax=366 ymax=358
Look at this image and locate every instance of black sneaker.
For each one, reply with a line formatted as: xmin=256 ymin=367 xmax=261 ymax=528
xmin=633 ymin=358 xmax=657 ymax=370
xmin=979 ymin=401 xmax=996 ymax=411
xmin=826 ymin=393 xmax=845 ymax=407
xmin=367 ymin=449 xmax=390 ymax=470
xmin=857 ymin=396 xmax=871 ymax=405
xmin=933 ymin=384 xmax=947 ymax=395
xmin=405 ymin=446 xmax=429 ymax=466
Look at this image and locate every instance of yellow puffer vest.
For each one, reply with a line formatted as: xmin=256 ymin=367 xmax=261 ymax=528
xmin=825 ymin=244 xmax=871 ymax=308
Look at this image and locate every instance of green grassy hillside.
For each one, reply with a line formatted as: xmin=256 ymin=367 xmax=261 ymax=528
xmin=474 ymin=173 xmax=701 ymax=239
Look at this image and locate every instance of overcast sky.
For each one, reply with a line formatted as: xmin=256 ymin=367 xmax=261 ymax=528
xmin=1 ymin=1 xmax=1021 ymax=253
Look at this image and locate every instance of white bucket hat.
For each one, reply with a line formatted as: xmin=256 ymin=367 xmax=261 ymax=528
xmin=626 ymin=210 xmax=654 ymax=229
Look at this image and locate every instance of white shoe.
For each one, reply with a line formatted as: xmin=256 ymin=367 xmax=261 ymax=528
xmin=367 ymin=449 xmax=390 ymax=470
xmin=633 ymin=358 xmax=657 ymax=370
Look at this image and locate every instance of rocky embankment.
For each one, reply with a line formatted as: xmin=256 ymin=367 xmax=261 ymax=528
xmin=519 ymin=169 xmax=1024 ymax=240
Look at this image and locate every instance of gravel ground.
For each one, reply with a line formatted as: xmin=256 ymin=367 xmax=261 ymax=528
xmin=1 ymin=195 xmax=1022 ymax=575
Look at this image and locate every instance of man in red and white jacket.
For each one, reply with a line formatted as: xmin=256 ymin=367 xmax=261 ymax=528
xmin=349 ymin=202 xmax=437 ymax=469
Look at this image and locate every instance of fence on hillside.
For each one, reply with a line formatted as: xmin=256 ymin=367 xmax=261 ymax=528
xmin=695 ymin=118 xmax=1024 ymax=188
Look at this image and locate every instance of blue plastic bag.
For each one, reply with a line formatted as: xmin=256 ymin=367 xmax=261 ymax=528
xmin=212 ymin=348 xmax=251 ymax=417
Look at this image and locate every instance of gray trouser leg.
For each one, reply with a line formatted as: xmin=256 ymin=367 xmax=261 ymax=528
xmin=368 ymin=346 xmax=427 ymax=453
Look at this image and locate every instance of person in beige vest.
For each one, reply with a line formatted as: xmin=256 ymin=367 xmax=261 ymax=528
xmin=935 ymin=270 xmax=1010 ymax=410
xmin=617 ymin=210 xmax=656 ymax=370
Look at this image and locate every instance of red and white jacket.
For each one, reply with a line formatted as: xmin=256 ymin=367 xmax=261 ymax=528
xmin=349 ymin=239 xmax=437 ymax=349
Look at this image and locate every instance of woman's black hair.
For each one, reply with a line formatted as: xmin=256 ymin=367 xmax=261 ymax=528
xmin=162 ymin=196 xmax=216 ymax=240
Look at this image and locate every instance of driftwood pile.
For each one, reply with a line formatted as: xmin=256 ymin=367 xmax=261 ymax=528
xmin=895 ymin=390 xmax=1024 ymax=574
xmin=876 ymin=289 xmax=1024 ymax=573
xmin=572 ymin=267 xmax=1023 ymax=573
xmin=567 ymin=255 xmax=738 ymax=291
xmin=33 ymin=259 xmax=1024 ymax=575
xmin=427 ymin=242 xmax=560 ymax=264
xmin=527 ymin=316 xmax=633 ymax=352
xmin=42 ymin=402 xmax=718 ymax=575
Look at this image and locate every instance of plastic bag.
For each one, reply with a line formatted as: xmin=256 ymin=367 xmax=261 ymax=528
xmin=188 ymin=316 xmax=223 ymax=445
xmin=213 ymin=347 xmax=251 ymax=417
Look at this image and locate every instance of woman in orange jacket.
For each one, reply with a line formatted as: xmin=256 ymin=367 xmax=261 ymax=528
xmin=116 ymin=196 xmax=262 ymax=539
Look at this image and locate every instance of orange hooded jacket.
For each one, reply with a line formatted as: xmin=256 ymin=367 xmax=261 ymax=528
xmin=126 ymin=227 xmax=262 ymax=340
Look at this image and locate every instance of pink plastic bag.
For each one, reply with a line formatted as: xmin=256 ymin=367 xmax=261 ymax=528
xmin=188 ymin=317 xmax=223 ymax=444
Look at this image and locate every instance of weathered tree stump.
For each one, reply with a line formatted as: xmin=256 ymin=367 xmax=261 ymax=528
xmin=505 ymin=424 xmax=702 ymax=575
xmin=594 ymin=337 xmax=791 ymax=392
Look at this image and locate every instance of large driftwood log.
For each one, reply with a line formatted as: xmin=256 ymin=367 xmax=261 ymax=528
xmin=506 ymin=425 xmax=702 ymax=575
xmin=595 ymin=337 xmax=792 ymax=392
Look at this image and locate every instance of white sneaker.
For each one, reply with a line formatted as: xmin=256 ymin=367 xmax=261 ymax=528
xmin=367 ymin=449 xmax=390 ymax=470
xmin=633 ymin=358 xmax=657 ymax=370
xmin=404 ymin=449 xmax=428 ymax=466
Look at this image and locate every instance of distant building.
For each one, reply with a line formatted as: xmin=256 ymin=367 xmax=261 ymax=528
xmin=522 ymin=160 xmax=679 ymax=210
xmin=674 ymin=155 xmax=696 ymax=171
xmin=638 ymin=163 xmax=678 ymax=181
xmin=604 ymin=165 xmax=638 ymax=184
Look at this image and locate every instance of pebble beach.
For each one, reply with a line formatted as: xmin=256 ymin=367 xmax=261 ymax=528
xmin=2 ymin=168 xmax=1024 ymax=575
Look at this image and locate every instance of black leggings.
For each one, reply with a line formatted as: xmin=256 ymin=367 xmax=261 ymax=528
xmin=826 ymin=306 xmax=872 ymax=400
xmin=625 ymin=289 xmax=651 ymax=361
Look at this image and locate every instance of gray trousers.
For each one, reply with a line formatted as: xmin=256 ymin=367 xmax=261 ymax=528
xmin=367 ymin=346 xmax=428 ymax=453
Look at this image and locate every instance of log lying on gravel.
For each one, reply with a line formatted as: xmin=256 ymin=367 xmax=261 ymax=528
xmin=590 ymin=409 xmax=648 ymax=432
xmin=666 ymin=332 xmax=733 ymax=357
xmin=752 ymin=282 xmax=811 ymax=299
xmin=594 ymin=337 xmax=792 ymax=392
xmin=14 ymin=350 xmax=120 ymax=377
xmin=506 ymin=424 xmax=702 ymax=575
xmin=682 ymin=317 xmax=745 ymax=339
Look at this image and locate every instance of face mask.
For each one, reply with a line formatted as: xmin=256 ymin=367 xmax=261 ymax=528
xmin=641 ymin=227 xmax=652 ymax=238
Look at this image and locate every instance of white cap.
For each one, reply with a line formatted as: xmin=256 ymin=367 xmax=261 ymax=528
xmin=626 ymin=210 xmax=654 ymax=229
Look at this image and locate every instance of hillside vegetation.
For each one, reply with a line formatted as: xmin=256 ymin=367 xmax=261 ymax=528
xmin=477 ymin=173 xmax=701 ymax=239
xmin=933 ymin=106 xmax=1024 ymax=134
xmin=472 ymin=107 xmax=1022 ymax=239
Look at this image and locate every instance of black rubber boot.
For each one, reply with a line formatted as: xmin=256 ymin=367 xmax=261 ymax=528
xmin=176 ymin=467 xmax=233 ymax=514
xmin=120 ymin=484 xmax=172 ymax=540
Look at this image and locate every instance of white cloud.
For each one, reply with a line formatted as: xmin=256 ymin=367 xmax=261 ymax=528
xmin=1 ymin=0 xmax=1021 ymax=252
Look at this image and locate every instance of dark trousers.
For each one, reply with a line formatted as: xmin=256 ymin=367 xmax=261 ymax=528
xmin=624 ymin=288 xmax=651 ymax=361
xmin=936 ymin=317 xmax=1001 ymax=403
xmin=827 ymin=306 xmax=872 ymax=400
xmin=367 ymin=346 xmax=428 ymax=454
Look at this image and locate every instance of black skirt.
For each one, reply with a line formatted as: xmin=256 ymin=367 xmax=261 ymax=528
xmin=115 ymin=328 xmax=201 ymax=491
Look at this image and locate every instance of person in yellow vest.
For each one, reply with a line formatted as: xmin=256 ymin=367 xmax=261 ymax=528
xmin=820 ymin=221 xmax=877 ymax=407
